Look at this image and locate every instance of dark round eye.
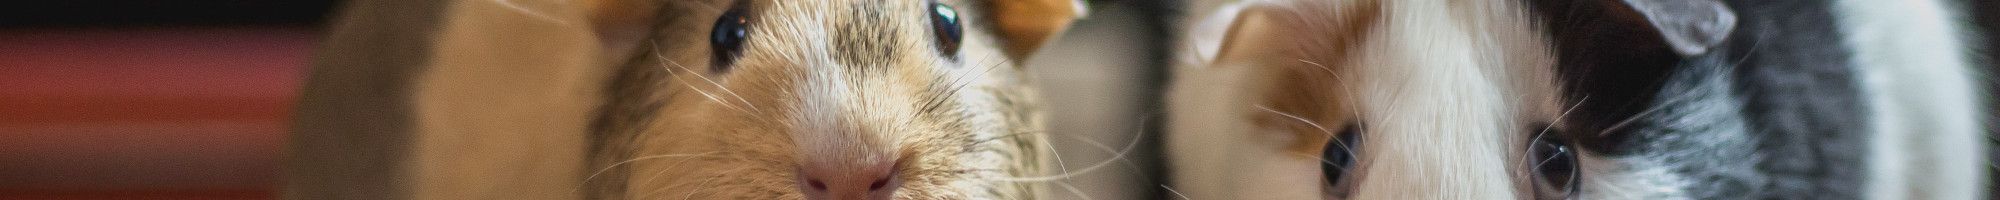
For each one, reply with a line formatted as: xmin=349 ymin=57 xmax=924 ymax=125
xmin=710 ymin=6 xmax=750 ymax=72
xmin=1321 ymin=124 xmax=1362 ymax=186
xmin=1530 ymin=130 xmax=1581 ymax=198
xmin=928 ymin=1 xmax=962 ymax=58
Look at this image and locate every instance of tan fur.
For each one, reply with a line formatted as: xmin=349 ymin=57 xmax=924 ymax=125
xmin=291 ymin=0 xmax=1077 ymax=199
xmin=596 ymin=0 xmax=1078 ymax=199
xmin=289 ymin=0 xmax=604 ymax=199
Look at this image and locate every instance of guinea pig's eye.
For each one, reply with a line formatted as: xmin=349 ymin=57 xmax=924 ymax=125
xmin=710 ymin=6 xmax=750 ymax=72
xmin=1529 ymin=129 xmax=1581 ymax=198
xmin=928 ymin=1 xmax=962 ymax=58
xmin=1321 ymin=124 xmax=1362 ymax=187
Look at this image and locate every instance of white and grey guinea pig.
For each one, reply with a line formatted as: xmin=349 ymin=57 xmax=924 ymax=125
xmin=1166 ymin=0 xmax=1986 ymax=199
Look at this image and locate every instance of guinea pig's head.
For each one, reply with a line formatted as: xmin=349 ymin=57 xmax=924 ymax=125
xmin=584 ymin=0 xmax=1082 ymax=199
xmin=1170 ymin=0 xmax=1734 ymax=199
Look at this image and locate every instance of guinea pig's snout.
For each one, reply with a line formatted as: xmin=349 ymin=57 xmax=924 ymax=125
xmin=797 ymin=158 xmax=900 ymax=200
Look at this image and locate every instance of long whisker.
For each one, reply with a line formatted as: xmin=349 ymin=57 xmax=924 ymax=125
xmin=992 ymin=126 xmax=1147 ymax=182
xmin=650 ymin=40 xmax=764 ymax=113
xmin=1593 ymin=85 xmax=1704 ymax=137
xmin=648 ymin=41 xmax=755 ymax=114
xmin=922 ymin=57 xmax=1007 ymax=115
xmin=1046 ymin=137 xmax=1075 ymax=182
xmin=576 ymin=152 xmax=721 ymax=193
xmin=1055 ymin=182 xmax=1096 ymax=200
xmin=1300 ymin=59 xmax=1372 ymax=138
xmin=1256 ymin=105 xmax=1338 ymax=137
xmin=964 ymin=130 xmax=1046 ymax=147
xmin=1256 ymin=105 xmax=1357 ymax=161
xmin=488 ymin=0 xmax=573 ymax=23
xmin=1589 ymin=29 xmax=1763 ymax=139
xmin=1161 ymin=184 xmax=1193 ymax=200
xmin=1525 ymin=96 xmax=1588 ymax=167
xmin=1536 ymin=96 xmax=1590 ymax=142
xmin=654 ymin=167 xmax=752 ymax=200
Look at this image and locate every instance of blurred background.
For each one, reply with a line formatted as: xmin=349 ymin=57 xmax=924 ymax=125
xmin=1 ymin=0 xmax=332 ymax=199
xmin=0 ymin=0 xmax=1995 ymax=199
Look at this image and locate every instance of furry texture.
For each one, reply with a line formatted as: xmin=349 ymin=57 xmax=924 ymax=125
xmin=589 ymin=0 xmax=1072 ymax=199
xmin=1836 ymin=0 xmax=1989 ymax=199
xmin=1724 ymin=2 xmax=1872 ymax=198
xmin=1169 ymin=0 xmax=1556 ymax=199
xmin=1575 ymin=54 xmax=1760 ymax=200
xmin=1569 ymin=1 xmax=1874 ymax=199
xmin=1171 ymin=0 xmax=1987 ymax=199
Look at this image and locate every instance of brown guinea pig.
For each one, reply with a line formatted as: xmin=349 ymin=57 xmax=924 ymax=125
xmin=288 ymin=0 xmax=1086 ymax=199
xmin=586 ymin=0 xmax=1087 ymax=199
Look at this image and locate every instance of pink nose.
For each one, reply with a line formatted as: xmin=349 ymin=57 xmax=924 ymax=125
xmin=798 ymin=159 xmax=899 ymax=200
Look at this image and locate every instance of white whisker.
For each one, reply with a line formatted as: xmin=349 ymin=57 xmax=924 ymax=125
xmin=1593 ymin=87 xmax=1704 ymax=137
xmin=1525 ymin=96 xmax=1587 ymax=167
xmin=1045 ymin=137 xmax=1074 ymax=182
xmin=994 ymin=123 xmax=1148 ymax=182
xmin=576 ymin=152 xmax=721 ymax=194
xmin=658 ymin=167 xmax=752 ymax=200
xmin=1055 ymin=182 xmax=1096 ymax=200
xmin=1256 ymin=105 xmax=1358 ymax=161
xmin=1162 ymin=184 xmax=1193 ymax=200
xmin=1255 ymin=105 xmax=1337 ymax=137
xmin=1302 ymin=59 xmax=1371 ymax=136
xmin=649 ymin=40 xmax=764 ymax=113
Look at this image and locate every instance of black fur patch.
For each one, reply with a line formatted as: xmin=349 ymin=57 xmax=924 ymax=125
xmin=1526 ymin=0 xmax=1688 ymax=154
xmin=1721 ymin=1 xmax=1869 ymax=198
xmin=1531 ymin=0 xmax=1870 ymax=199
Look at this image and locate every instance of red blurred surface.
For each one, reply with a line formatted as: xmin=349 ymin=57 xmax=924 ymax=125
xmin=0 ymin=27 xmax=314 ymax=199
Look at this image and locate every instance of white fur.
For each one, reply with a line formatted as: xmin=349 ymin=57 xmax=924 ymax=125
xmin=1166 ymin=2 xmax=1328 ymax=199
xmin=1835 ymin=0 xmax=1989 ymax=199
xmin=1346 ymin=1 xmax=1549 ymax=199
xmin=1582 ymin=155 xmax=1696 ymax=200
xmin=1169 ymin=0 xmax=1557 ymax=199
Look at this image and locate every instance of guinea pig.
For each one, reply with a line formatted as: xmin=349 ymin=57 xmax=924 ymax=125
xmin=584 ymin=0 xmax=1085 ymax=199
xmin=287 ymin=0 xmax=1084 ymax=199
xmin=1165 ymin=0 xmax=1986 ymax=199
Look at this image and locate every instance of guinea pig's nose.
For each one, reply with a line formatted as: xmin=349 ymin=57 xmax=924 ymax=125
xmin=798 ymin=159 xmax=899 ymax=200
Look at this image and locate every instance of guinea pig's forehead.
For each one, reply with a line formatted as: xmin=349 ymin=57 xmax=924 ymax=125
xmin=752 ymin=0 xmax=927 ymax=23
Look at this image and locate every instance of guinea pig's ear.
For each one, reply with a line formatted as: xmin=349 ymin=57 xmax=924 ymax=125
xmin=1607 ymin=0 xmax=1737 ymax=56
xmin=1185 ymin=3 xmax=1284 ymax=68
xmin=1180 ymin=2 xmax=1358 ymax=155
xmin=989 ymin=0 xmax=1087 ymax=60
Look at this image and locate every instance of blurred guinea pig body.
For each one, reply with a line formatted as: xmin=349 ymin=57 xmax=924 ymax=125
xmin=587 ymin=0 xmax=1083 ymax=199
xmin=1167 ymin=0 xmax=1985 ymax=199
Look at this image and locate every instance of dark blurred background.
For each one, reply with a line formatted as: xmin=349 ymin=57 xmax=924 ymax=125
xmin=1 ymin=0 xmax=336 ymax=199
xmin=0 ymin=0 xmax=1991 ymax=200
